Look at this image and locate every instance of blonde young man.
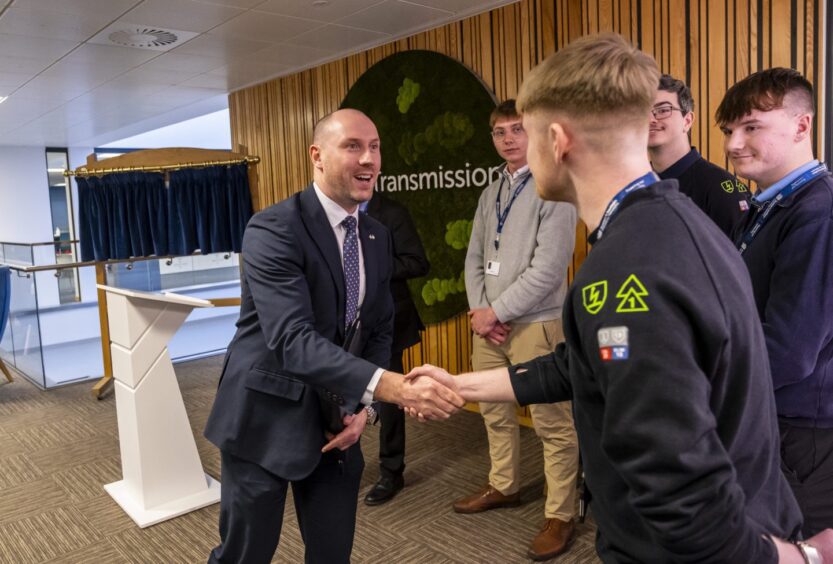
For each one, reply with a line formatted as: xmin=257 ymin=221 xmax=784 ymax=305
xmin=458 ymin=99 xmax=579 ymax=561
xmin=410 ymin=34 xmax=833 ymax=563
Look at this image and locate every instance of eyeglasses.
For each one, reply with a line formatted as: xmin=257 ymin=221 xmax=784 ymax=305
xmin=651 ymin=104 xmax=686 ymax=120
xmin=491 ymin=124 xmax=525 ymax=140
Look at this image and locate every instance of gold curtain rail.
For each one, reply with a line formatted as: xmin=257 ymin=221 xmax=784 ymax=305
xmin=63 ymin=156 xmax=261 ymax=177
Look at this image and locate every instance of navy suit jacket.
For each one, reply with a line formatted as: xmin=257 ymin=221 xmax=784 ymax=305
xmin=205 ymin=184 xmax=394 ymax=480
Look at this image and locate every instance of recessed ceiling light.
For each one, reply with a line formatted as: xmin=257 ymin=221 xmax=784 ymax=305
xmin=312 ymin=0 xmax=329 ymax=6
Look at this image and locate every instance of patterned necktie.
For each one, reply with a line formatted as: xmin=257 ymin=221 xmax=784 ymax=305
xmin=341 ymin=215 xmax=360 ymax=328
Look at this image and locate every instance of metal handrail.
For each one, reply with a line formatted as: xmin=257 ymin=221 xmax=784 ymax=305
xmin=5 ymin=250 xmax=235 ymax=273
xmin=0 ymin=239 xmax=80 ymax=247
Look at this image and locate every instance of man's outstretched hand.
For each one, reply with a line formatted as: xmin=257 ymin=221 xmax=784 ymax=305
xmin=404 ymin=364 xmax=462 ymax=421
xmin=374 ymin=370 xmax=464 ymax=420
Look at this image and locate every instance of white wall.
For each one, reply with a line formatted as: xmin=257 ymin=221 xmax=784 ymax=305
xmin=99 ymin=109 xmax=231 ymax=150
xmin=0 ymin=146 xmax=53 ymax=243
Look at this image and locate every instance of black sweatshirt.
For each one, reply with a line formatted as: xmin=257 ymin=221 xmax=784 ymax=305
xmin=510 ymin=180 xmax=801 ymax=563
xmin=658 ymin=148 xmax=750 ymax=237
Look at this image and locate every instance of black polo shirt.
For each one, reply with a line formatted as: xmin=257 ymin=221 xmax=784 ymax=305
xmin=657 ymin=148 xmax=750 ymax=236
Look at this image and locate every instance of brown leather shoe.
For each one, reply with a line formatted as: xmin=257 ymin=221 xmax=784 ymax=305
xmin=527 ymin=518 xmax=576 ymax=561
xmin=452 ymin=484 xmax=521 ymax=514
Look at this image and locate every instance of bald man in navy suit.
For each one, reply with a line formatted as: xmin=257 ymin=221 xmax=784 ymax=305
xmin=205 ymin=109 xmax=464 ymax=564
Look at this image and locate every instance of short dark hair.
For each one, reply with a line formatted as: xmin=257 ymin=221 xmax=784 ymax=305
xmin=715 ymin=67 xmax=814 ymax=126
xmin=490 ymin=100 xmax=519 ymax=128
xmin=658 ymin=74 xmax=694 ymax=114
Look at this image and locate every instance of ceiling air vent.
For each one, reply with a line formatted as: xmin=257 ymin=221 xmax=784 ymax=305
xmin=109 ymin=28 xmax=178 ymax=49
xmin=89 ymin=22 xmax=198 ymax=52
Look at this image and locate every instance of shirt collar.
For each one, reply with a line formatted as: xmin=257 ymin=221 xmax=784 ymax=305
xmin=753 ymin=159 xmax=820 ymax=203
xmin=313 ymin=182 xmax=360 ymax=229
xmin=657 ymin=147 xmax=700 ymax=179
xmin=501 ymin=163 xmax=530 ymax=183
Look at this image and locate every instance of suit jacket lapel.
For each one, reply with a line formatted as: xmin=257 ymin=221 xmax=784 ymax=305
xmin=299 ymin=184 xmax=346 ymax=332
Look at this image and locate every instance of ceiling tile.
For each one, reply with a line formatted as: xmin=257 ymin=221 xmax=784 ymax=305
xmin=93 ymin=75 xmax=172 ymax=96
xmin=190 ymin=0 xmax=267 ymax=8
xmin=153 ymin=85 xmax=226 ymax=105
xmin=110 ymin=66 xmax=201 ymax=87
xmin=0 ymin=6 xmax=114 ymax=42
xmin=338 ymin=0 xmax=452 ymax=35
xmin=121 ymin=0 xmax=246 ymax=34
xmin=62 ymin=43 xmax=160 ymax=68
xmin=172 ymin=33 xmax=273 ymax=59
xmin=248 ymin=43 xmax=335 ymax=68
xmin=180 ymin=72 xmax=231 ymax=89
xmin=12 ymin=0 xmax=142 ymax=19
xmin=286 ymin=23 xmax=388 ymax=53
xmin=0 ymin=55 xmax=50 ymax=75
xmin=210 ymin=10 xmax=323 ymax=42
xmin=0 ymin=95 xmax=57 ymax=119
xmin=407 ymin=0 xmax=509 ymax=13
xmin=26 ymin=107 xmax=90 ymax=131
xmin=136 ymin=52 xmax=227 ymax=74
xmin=255 ymin=0 xmax=384 ymax=22
xmin=0 ymin=72 xmax=32 ymax=89
xmin=40 ymin=60 xmax=128 ymax=86
xmin=0 ymin=33 xmax=79 ymax=60
xmin=14 ymin=76 xmax=90 ymax=102
xmin=208 ymin=60 xmax=290 ymax=89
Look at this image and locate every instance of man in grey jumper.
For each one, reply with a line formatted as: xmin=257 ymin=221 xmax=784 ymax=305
xmin=455 ymin=99 xmax=580 ymax=561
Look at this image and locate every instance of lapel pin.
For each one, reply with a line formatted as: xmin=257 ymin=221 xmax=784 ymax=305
xmin=369 ymin=234 xmax=375 ymax=240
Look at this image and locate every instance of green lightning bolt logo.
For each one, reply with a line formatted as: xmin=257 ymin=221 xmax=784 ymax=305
xmin=582 ymin=280 xmax=608 ymax=314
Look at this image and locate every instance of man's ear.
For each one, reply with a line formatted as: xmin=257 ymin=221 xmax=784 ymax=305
xmin=310 ymin=144 xmax=323 ymax=170
xmin=683 ymin=111 xmax=695 ymax=134
xmin=794 ymin=113 xmax=813 ymax=142
xmin=550 ymin=122 xmax=570 ymax=164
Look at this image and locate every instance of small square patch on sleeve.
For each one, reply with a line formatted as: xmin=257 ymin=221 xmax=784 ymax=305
xmin=598 ymin=326 xmax=629 ymax=361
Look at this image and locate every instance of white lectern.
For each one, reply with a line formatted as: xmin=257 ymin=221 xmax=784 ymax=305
xmin=98 ymin=285 xmax=221 ymax=527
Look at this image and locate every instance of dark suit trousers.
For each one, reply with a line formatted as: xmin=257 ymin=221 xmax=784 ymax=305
xmin=378 ymin=350 xmax=406 ymax=479
xmin=779 ymin=421 xmax=833 ymax=537
xmin=209 ymin=446 xmax=364 ymax=564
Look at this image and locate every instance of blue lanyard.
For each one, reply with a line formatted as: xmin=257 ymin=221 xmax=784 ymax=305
xmin=737 ymin=162 xmax=828 ymax=255
xmin=494 ymin=173 xmax=531 ymax=250
xmin=595 ymin=172 xmax=659 ymax=240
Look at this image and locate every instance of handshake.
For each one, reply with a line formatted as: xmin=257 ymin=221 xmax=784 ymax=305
xmin=374 ymin=364 xmax=466 ymax=421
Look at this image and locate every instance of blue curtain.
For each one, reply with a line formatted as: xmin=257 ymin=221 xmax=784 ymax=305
xmin=168 ymin=164 xmax=252 ymax=256
xmin=78 ymin=164 xmax=253 ymax=261
xmin=0 ymin=266 xmax=10 ymax=343
xmin=78 ymin=172 xmax=167 ymax=261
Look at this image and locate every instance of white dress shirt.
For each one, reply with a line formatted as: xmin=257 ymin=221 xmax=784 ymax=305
xmin=313 ymin=183 xmax=383 ymax=406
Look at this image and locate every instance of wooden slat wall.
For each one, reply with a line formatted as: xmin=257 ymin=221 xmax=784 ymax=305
xmin=229 ymin=0 xmax=825 ymax=388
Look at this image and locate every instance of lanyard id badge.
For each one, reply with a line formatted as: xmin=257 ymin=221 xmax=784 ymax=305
xmin=493 ymin=174 xmax=531 ymax=251
xmin=737 ymin=162 xmax=829 ymax=255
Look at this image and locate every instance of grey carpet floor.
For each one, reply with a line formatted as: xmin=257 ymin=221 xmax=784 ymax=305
xmin=0 ymin=356 xmax=600 ymax=563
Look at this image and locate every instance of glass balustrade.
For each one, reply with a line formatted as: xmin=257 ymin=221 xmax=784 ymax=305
xmin=0 ymin=241 xmax=240 ymax=390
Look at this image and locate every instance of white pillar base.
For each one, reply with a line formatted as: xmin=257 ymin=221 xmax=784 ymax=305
xmin=104 ymin=473 xmax=221 ymax=528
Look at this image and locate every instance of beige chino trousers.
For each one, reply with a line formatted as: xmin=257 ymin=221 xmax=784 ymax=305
xmin=472 ymin=320 xmax=579 ymax=520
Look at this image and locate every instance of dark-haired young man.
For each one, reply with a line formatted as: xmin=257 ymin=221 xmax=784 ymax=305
xmin=649 ymin=74 xmax=750 ymax=236
xmin=717 ymin=67 xmax=833 ymax=537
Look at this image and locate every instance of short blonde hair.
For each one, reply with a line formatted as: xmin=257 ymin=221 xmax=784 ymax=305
xmin=517 ymin=33 xmax=659 ymax=121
